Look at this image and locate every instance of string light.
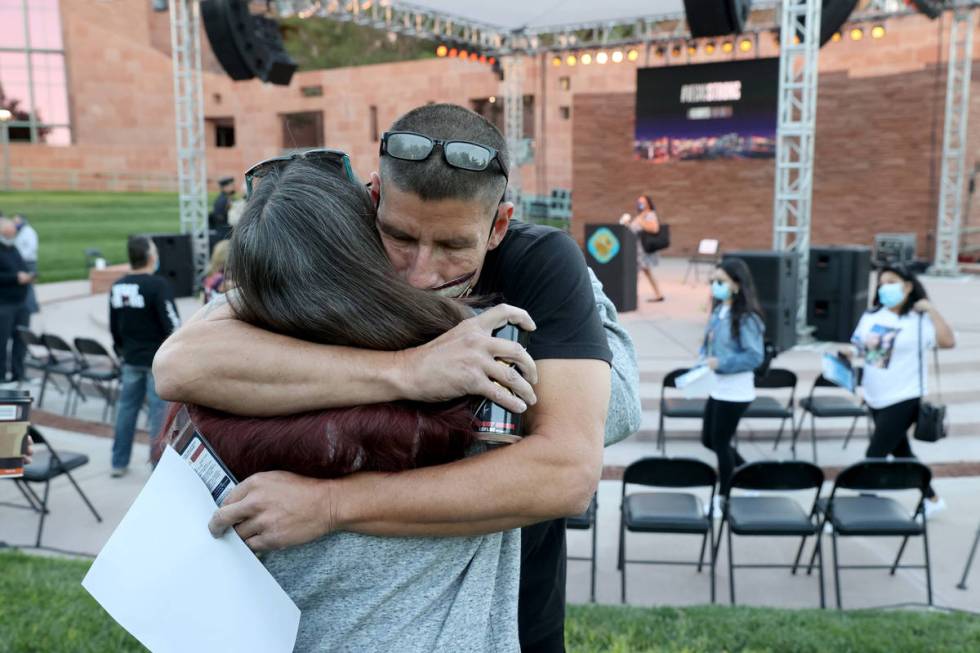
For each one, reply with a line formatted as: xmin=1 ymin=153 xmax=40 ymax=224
xmin=551 ymin=55 xmax=562 ymax=66
xmin=627 ymin=48 xmax=639 ymax=62
xmin=850 ymin=27 xmax=864 ymax=41
xmin=705 ymin=41 xmax=716 ymax=54
xmin=581 ymin=52 xmax=593 ymax=65
xmin=611 ymin=50 xmax=624 ymax=63
xmin=596 ymin=51 xmax=609 ymax=64
xmin=721 ymin=41 xmax=734 ymax=53
xmin=565 ymin=53 xmax=577 ymax=66
xmin=739 ymin=38 xmax=753 ymax=53
xmin=448 ymin=47 xmax=458 ymax=57
xmin=871 ymin=25 xmax=886 ymax=39
xmin=436 ymin=44 xmax=448 ymax=57
xmin=671 ymin=45 xmax=682 ymax=57
xmin=687 ymin=43 xmax=697 ymax=56
xmin=831 ymin=31 xmax=842 ymax=42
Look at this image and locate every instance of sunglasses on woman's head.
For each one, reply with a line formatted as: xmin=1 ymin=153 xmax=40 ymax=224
xmin=244 ymin=148 xmax=356 ymax=198
xmin=380 ymin=131 xmax=509 ymax=180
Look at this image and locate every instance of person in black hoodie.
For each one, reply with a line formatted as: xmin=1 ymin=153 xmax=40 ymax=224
xmin=0 ymin=218 xmax=33 ymax=383
xmin=109 ymin=235 xmax=180 ymax=477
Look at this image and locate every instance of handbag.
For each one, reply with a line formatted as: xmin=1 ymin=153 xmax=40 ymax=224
xmin=640 ymin=223 xmax=671 ymax=253
xmin=914 ymin=313 xmax=947 ymax=442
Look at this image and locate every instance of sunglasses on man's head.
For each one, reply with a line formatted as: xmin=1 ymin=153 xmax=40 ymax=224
xmin=244 ymin=148 xmax=355 ymax=198
xmin=380 ymin=131 xmax=509 ymax=180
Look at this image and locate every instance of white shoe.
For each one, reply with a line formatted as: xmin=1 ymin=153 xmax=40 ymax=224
xmin=924 ymin=497 xmax=946 ymax=519
xmin=111 ymin=467 xmax=128 ymax=478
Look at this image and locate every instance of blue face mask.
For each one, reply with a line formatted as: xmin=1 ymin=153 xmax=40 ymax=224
xmin=711 ymin=280 xmax=731 ymax=302
xmin=153 ymin=257 xmax=160 ymax=274
xmin=636 ymin=202 xmax=645 ymax=212
xmin=878 ymin=282 xmax=905 ymax=309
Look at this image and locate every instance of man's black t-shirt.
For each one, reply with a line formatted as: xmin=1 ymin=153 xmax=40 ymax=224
xmin=109 ymin=274 xmax=181 ymax=367
xmin=474 ymin=221 xmax=612 ymax=649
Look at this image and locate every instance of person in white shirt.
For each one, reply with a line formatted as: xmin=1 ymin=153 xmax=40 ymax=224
xmin=850 ymin=265 xmax=956 ymax=516
xmin=700 ymin=259 xmax=766 ymax=505
xmin=10 ymin=214 xmax=38 ymax=383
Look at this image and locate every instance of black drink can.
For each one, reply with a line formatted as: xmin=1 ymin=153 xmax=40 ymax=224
xmin=474 ymin=323 xmax=530 ymax=444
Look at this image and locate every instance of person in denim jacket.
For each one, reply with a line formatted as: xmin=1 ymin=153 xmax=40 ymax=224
xmin=700 ymin=259 xmax=766 ymax=507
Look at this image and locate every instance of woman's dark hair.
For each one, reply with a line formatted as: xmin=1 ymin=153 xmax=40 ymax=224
xmin=871 ymin=264 xmax=928 ymax=316
xmin=715 ymin=258 xmax=765 ymax=342
xmin=157 ymin=160 xmax=479 ymax=479
xmin=228 ymin=159 xmax=469 ymax=348
xmin=640 ymin=195 xmax=656 ymax=212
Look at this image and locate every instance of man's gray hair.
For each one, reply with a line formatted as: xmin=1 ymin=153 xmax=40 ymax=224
xmin=380 ymin=103 xmax=508 ymax=210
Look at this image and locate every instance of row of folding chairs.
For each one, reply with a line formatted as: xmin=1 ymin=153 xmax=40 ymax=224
xmin=17 ymin=328 xmax=121 ymax=421
xmin=657 ymin=367 xmax=873 ymax=462
xmin=567 ymin=457 xmax=933 ymax=609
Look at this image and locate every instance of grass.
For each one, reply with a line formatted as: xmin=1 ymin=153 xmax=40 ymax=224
xmin=1 ymin=549 xmax=978 ymax=653
xmin=0 ymin=191 xmax=182 ymax=283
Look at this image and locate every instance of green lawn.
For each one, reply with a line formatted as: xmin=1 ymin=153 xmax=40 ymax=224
xmin=1 ymin=549 xmax=978 ymax=653
xmin=0 ymin=191 xmax=183 ymax=283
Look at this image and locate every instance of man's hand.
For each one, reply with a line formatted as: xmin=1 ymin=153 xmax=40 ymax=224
xmin=17 ymin=272 xmax=33 ymax=285
xmin=398 ymin=304 xmax=539 ymax=413
xmin=705 ymin=357 xmax=720 ymax=371
xmin=208 ymin=471 xmax=335 ymax=552
xmin=22 ymin=435 xmax=33 ymax=466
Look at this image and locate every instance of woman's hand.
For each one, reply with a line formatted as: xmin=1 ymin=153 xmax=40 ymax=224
xmin=705 ymin=357 xmax=719 ymax=371
xmin=913 ymin=299 xmax=933 ymax=314
xmin=22 ymin=435 xmax=33 ymax=466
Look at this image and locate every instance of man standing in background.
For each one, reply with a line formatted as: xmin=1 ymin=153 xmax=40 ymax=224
xmin=109 ymin=235 xmax=180 ymax=477
xmin=0 ymin=218 xmax=33 ymax=385
xmin=10 ymin=214 xmax=39 ymax=383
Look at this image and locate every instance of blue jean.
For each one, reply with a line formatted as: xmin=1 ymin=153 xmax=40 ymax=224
xmin=112 ymin=364 xmax=167 ymax=469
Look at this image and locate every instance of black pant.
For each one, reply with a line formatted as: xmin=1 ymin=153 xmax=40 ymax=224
xmin=10 ymin=303 xmax=29 ymax=381
xmin=701 ymin=397 xmax=751 ymax=495
xmin=0 ymin=305 xmax=18 ymax=383
xmin=867 ymin=398 xmax=936 ymax=499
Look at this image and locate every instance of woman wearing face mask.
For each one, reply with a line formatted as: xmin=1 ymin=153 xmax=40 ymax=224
xmin=850 ymin=265 xmax=955 ymax=515
xmin=700 ymin=259 xmax=766 ymax=508
xmin=621 ymin=194 xmax=666 ymax=302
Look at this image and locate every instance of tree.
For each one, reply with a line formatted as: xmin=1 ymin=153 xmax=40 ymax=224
xmin=0 ymin=83 xmax=52 ymax=142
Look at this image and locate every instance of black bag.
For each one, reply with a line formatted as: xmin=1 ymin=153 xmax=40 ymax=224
xmin=914 ymin=313 xmax=947 ymax=443
xmin=640 ymin=224 xmax=671 ymax=254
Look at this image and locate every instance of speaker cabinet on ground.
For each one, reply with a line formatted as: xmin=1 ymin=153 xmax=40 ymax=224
xmin=584 ymin=224 xmax=637 ymax=313
xmin=807 ymin=246 xmax=871 ymax=343
xmin=722 ymin=250 xmax=799 ymax=353
xmin=150 ymin=233 xmax=194 ymax=298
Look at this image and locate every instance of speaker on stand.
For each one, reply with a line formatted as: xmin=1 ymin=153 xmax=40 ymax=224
xmin=722 ymin=250 xmax=799 ymax=353
xmin=807 ymin=246 xmax=871 ymax=343
xmin=149 ymin=233 xmax=195 ymax=298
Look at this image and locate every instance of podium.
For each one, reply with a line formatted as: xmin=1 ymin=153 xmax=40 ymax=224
xmin=584 ymin=223 xmax=637 ymax=313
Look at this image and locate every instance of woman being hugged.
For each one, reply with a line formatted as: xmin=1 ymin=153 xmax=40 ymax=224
xmin=700 ymin=259 xmax=766 ymax=506
xmin=851 ymin=265 xmax=955 ymax=515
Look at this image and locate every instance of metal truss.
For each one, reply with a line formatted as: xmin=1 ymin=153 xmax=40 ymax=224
xmin=169 ymin=0 xmax=210 ymax=287
xmin=502 ymin=54 xmax=524 ymax=220
xmin=933 ymin=6 xmax=975 ymax=275
xmin=772 ymin=0 xmax=822 ymax=340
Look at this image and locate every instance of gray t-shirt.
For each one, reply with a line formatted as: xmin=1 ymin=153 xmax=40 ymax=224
xmin=262 ymin=489 xmax=520 ymax=652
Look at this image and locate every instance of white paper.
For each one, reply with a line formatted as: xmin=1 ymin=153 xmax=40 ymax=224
xmin=82 ymin=447 xmax=300 ymax=653
xmin=675 ymin=365 xmax=715 ymax=398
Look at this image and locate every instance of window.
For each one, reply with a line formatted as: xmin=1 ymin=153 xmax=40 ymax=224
xmin=0 ymin=0 xmax=71 ymax=145
xmin=300 ymin=85 xmax=323 ymax=97
xmin=206 ymin=117 xmax=236 ymax=148
xmin=280 ymin=111 xmax=324 ymax=149
xmin=559 ymin=76 xmax=570 ymax=91
xmin=559 ymin=106 xmax=571 ymax=120
xmin=470 ymin=95 xmax=534 ymax=139
xmin=369 ymin=105 xmax=379 ymax=143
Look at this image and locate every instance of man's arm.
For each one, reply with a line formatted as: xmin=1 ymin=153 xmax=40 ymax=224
xmin=153 ymin=299 xmax=539 ymax=416
xmin=210 ymin=358 xmax=610 ymax=548
xmin=587 ymin=267 xmax=641 ymax=445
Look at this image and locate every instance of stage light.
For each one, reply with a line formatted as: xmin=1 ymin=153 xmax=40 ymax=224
xmin=581 ymin=52 xmax=593 ymax=65
xmin=566 ymin=54 xmax=577 ymax=66
xmin=479 ymin=54 xmax=487 ymax=64
xmin=739 ymin=38 xmax=753 ymax=52
xmin=489 ymin=96 xmax=496 ymax=103
xmin=687 ymin=43 xmax=697 ymax=56
xmin=436 ymin=44 xmax=448 ymax=57
xmin=850 ymin=27 xmax=864 ymax=41
xmin=832 ymin=31 xmax=843 ymax=42
xmin=627 ymin=48 xmax=639 ymax=61
xmin=458 ymin=49 xmax=469 ymax=59
xmin=470 ymin=52 xmax=479 ymax=61
xmin=705 ymin=41 xmax=716 ymax=54
xmin=655 ymin=46 xmax=666 ymax=58
xmin=596 ymin=51 xmax=609 ymax=64
xmin=487 ymin=57 xmax=496 ymax=66
xmin=448 ymin=47 xmax=458 ymax=57
xmin=551 ymin=55 xmax=562 ymax=66
xmin=721 ymin=41 xmax=734 ymax=53
xmin=871 ymin=25 xmax=886 ymax=39
xmin=671 ymin=45 xmax=682 ymax=57
xmin=611 ymin=50 xmax=624 ymax=63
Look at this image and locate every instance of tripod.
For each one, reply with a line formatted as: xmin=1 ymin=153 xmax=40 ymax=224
xmin=957 ymin=522 xmax=980 ymax=590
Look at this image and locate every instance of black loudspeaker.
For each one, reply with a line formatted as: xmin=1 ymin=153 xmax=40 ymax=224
xmin=684 ymin=0 xmax=750 ymax=38
xmin=150 ymin=233 xmax=194 ymax=298
xmin=201 ymin=0 xmax=297 ymax=85
xmin=807 ymin=246 xmax=871 ymax=343
xmin=910 ymin=0 xmax=947 ymax=20
xmin=584 ymin=224 xmax=637 ymax=313
xmin=818 ymin=0 xmax=860 ymax=45
xmin=722 ymin=250 xmax=799 ymax=353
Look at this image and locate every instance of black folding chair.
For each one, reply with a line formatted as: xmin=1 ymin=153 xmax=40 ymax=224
xmin=15 ymin=327 xmax=63 ymax=405
xmin=73 ymin=337 xmax=122 ymax=422
xmin=618 ymin=457 xmax=717 ymax=603
xmin=719 ymin=460 xmax=825 ymax=607
xmin=14 ymin=425 xmax=102 ymax=548
xmin=744 ymin=368 xmax=797 ymax=451
xmin=40 ymin=334 xmax=87 ymax=415
xmin=657 ymin=369 xmax=707 ymax=452
xmin=791 ymin=375 xmax=872 ymax=462
xmin=797 ymin=459 xmax=933 ymax=609
xmin=566 ymin=495 xmax=598 ymax=603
